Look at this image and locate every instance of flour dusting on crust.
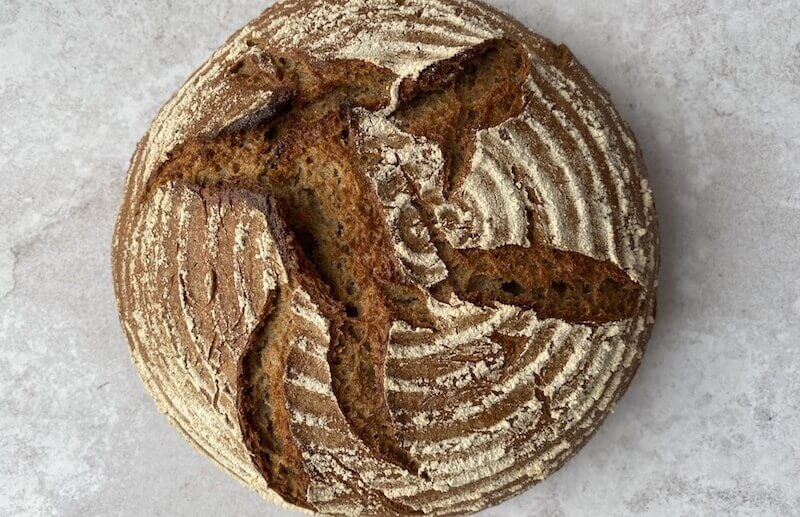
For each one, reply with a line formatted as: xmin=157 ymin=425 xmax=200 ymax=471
xmin=113 ymin=1 xmax=659 ymax=515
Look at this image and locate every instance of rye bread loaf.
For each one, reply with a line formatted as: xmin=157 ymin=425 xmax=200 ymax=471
xmin=112 ymin=0 xmax=659 ymax=514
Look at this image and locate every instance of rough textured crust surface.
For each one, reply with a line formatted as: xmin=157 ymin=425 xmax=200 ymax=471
xmin=112 ymin=0 xmax=659 ymax=515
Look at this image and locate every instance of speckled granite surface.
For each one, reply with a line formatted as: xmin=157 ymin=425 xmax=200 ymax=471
xmin=1 ymin=1 xmax=798 ymax=515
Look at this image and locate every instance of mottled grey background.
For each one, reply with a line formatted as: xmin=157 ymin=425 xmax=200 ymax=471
xmin=1 ymin=0 xmax=799 ymax=515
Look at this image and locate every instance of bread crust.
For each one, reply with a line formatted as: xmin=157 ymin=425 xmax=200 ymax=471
xmin=113 ymin=1 xmax=659 ymax=514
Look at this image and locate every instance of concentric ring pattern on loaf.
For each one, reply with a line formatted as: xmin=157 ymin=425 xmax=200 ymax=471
xmin=112 ymin=0 xmax=659 ymax=515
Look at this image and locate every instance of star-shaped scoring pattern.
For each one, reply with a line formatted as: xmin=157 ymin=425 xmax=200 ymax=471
xmin=115 ymin=16 xmax=656 ymax=516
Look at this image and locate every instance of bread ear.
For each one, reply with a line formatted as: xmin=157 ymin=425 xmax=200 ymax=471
xmin=116 ymin=182 xmax=422 ymax=512
xmin=114 ymin=182 xmax=289 ymax=500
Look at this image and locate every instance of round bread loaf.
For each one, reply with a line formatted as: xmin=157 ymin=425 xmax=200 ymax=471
xmin=112 ymin=0 xmax=659 ymax=514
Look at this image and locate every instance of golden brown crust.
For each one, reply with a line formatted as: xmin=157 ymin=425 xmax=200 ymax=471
xmin=112 ymin=1 xmax=659 ymax=515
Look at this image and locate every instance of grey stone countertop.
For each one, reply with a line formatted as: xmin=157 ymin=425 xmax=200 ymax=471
xmin=2 ymin=1 xmax=798 ymax=515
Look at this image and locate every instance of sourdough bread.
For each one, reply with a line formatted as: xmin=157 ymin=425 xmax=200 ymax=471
xmin=112 ymin=0 xmax=659 ymax=514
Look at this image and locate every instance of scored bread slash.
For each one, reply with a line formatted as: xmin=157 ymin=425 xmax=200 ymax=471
xmin=112 ymin=0 xmax=659 ymax=515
